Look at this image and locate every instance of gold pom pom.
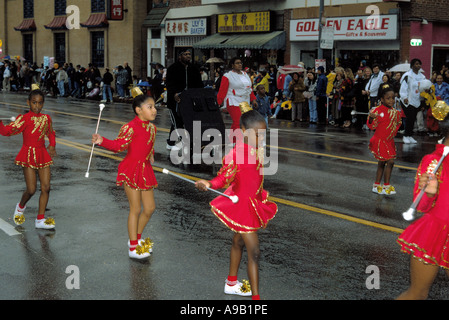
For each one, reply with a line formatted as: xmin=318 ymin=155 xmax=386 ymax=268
xmin=142 ymin=237 xmax=154 ymax=252
xmin=240 ymin=279 xmax=251 ymax=293
xmin=135 ymin=245 xmax=146 ymax=255
xmin=14 ymin=214 xmax=25 ymax=225
xmin=44 ymin=218 xmax=55 ymax=226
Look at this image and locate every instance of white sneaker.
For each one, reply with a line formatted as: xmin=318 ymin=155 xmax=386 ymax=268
xmin=35 ymin=217 xmax=55 ymax=229
xmin=408 ymin=136 xmax=417 ymax=144
xmin=382 ymin=185 xmax=397 ymax=195
xmin=13 ymin=203 xmax=26 ymax=225
xmin=224 ymin=280 xmax=252 ymax=296
xmin=372 ymin=184 xmax=382 ymax=194
xmin=403 ymin=136 xmax=411 ymax=144
xmin=128 ymin=246 xmax=151 ymax=259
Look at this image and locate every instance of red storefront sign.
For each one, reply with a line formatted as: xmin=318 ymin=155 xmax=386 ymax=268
xmin=290 ymin=15 xmax=398 ymax=41
xmin=109 ymin=0 xmax=124 ymax=20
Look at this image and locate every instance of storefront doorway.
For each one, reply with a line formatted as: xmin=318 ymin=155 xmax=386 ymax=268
xmin=338 ymin=49 xmax=399 ymax=73
xmin=432 ymin=46 xmax=449 ymax=74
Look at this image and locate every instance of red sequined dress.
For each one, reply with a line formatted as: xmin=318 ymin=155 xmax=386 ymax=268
xmin=397 ymin=144 xmax=449 ymax=269
xmin=209 ymin=142 xmax=277 ymax=233
xmin=99 ymin=116 xmax=157 ymax=190
xmin=0 ymin=112 xmax=56 ymax=169
xmin=366 ymin=104 xmax=402 ymax=161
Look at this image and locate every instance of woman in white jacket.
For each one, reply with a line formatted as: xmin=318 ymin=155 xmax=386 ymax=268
xmin=217 ymin=57 xmax=256 ymax=143
xmin=399 ymin=59 xmax=426 ymax=144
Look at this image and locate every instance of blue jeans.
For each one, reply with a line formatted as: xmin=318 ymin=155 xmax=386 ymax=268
xmin=309 ymin=98 xmax=318 ymax=122
xmin=57 ymin=81 xmax=65 ymax=96
xmin=116 ymin=83 xmax=125 ymax=98
xmin=103 ymin=84 xmax=112 ymax=101
xmin=71 ymin=82 xmax=80 ymax=97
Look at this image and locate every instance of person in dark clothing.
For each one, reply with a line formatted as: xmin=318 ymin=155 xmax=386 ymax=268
xmin=101 ymin=68 xmax=114 ymax=103
xmin=316 ymin=66 xmax=328 ymax=124
xmin=165 ymin=49 xmax=203 ymax=150
xmin=353 ymin=69 xmax=371 ymax=130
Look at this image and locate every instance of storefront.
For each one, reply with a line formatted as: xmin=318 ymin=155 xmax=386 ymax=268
xmin=165 ymin=17 xmax=208 ymax=65
xmin=289 ymin=14 xmax=400 ymax=71
xmin=193 ymin=11 xmax=285 ymax=70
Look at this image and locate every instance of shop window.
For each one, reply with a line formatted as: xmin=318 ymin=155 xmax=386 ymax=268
xmin=91 ymin=0 xmax=106 ymax=13
xmin=23 ymin=34 xmax=33 ymax=62
xmin=54 ymin=33 xmax=66 ymax=63
xmin=54 ymin=0 xmax=67 ymax=16
xmin=23 ymin=0 xmax=34 ymax=19
xmin=91 ymin=31 xmax=105 ymax=68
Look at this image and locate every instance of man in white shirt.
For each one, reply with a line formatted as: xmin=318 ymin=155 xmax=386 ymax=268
xmin=399 ymin=59 xmax=426 ymax=144
xmin=365 ymin=64 xmax=384 ymax=108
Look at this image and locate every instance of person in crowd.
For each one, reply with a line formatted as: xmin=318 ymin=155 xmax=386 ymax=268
xmin=400 ymin=58 xmax=426 ymax=144
xmin=165 ymin=49 xmax=203 ymax=150
xmin=217 ymin=57 xmax=256 ymax=143
xmin=288 ymin=72 xmax=307 ymax=122
xmin=316 ymin=66 xmax=328 ymax=124
xmin=113 ymin=65 xmax=128 ymax=99
xmin=339 ymin=68 xmax=355 ymax=128
xmin=365 ymin=64 xmax=384 ymax=109
xmin=101 ymin=68 xmax=114 ymax=103
xmin=55 ymin=64 xmax=68 ymax=97
xmin=254 ymin=84 xmax=272 ymax=127
xmin=330 ymin=67 xmax=344 ymax=126
xmin=304 ymin=71 xmax=318 ymax=124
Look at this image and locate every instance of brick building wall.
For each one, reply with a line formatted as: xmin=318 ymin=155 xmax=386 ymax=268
xmin=0 ymin=0 xmax=148 ymax=78
xmin=399 ymin=0 xmax=449 ymax=75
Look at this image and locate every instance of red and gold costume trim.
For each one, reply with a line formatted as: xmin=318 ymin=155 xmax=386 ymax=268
xmin=99 ymin=116 xmax=157 ymax=191
xmin=209 ymin=142 xmax=277 ymax=233
xmin=0 ymin=112 xmax=56 ymax=169
xmin=397 ymin=144 xmax=449 ymax=269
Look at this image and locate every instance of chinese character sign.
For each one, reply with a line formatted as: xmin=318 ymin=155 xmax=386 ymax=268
xmin=165 ymin=19 xmax=207 ymax=36
xmin=110 ymin=0 xmax=123 ymax=20
xmin=218 ymin=11 xmax=270 ymax=33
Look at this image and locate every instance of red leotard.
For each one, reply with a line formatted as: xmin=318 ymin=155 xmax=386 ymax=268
xmin=397 ymin=144 xmax=449 ymax=269
xmin=0 ymin=112 xmax=56 ymax=169
xmin=366 ymin=104 xmax=402 ymax=161
xmin=99 ymin=116 xmax=157 ymax=190
xmin=209 ymin=142 xmax=277 ymax=233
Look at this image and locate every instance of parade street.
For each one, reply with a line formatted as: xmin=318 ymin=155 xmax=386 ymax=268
xmin=0 ymin=92 xmax=447 ymax=301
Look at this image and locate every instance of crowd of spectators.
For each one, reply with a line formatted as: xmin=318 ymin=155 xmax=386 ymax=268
xmin=0 ymin=59 xmax=166 ymax=104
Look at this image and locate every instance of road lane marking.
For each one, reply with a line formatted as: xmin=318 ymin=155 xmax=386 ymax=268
xmin=269 ymin=196 xmax=404 ymax=234
xmin=0 ymin=218 xmax=21 ymax=236
xmin=54 ymin=137 xmax=405 ymax=234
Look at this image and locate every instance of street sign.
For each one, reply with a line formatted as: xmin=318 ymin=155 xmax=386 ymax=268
xmin=320 ymin=26 xmax=334 ymax=49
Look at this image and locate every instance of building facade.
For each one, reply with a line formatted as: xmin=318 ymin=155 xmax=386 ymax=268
xmin=400 ymin=0 xmax=449 ymax=78
xmin=0 ymin=0 xmax=149 ymax=77
xmin=2 ymin=0 xmax=448 ymax=80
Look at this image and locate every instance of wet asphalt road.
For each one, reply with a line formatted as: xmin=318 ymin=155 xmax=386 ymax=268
xmin=0 ymin=91 xmax=448 ymax=303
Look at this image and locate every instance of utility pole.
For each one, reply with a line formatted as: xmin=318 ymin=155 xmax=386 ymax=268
xmin=318 ymin=0 xmax=324 ymax=59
